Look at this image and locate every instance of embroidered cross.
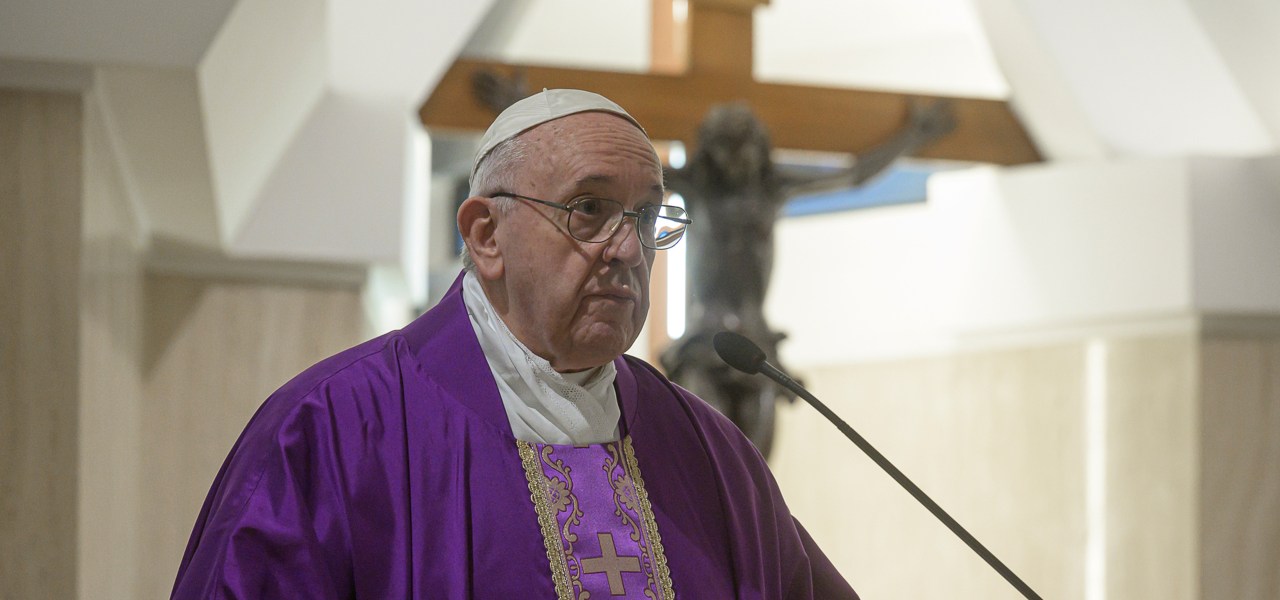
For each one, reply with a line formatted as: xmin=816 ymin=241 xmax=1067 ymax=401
xmin=581 ymin=532 xmax=642 ymax=595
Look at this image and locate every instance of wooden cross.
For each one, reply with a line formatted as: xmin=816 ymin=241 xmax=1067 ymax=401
xmin=581 ymin=532 xmax=643 ymax=595
xmin=419 ymin=0 xmax=1040 ymax=165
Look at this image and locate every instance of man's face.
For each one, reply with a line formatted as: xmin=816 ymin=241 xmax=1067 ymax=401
xmin=491 ymin=112 xmax=664 ymax=372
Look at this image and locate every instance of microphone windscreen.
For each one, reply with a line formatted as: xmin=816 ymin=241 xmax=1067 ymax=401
xmin=713 ymin=331 xmax=766 ymax=375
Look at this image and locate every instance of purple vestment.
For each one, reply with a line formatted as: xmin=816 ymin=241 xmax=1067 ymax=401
xmin=171 ymin=274 xmax=857 ymax=599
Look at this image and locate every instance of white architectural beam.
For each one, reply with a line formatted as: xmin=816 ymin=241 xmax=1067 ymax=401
xmin=199 ymin=0 xmax=494 ymax=263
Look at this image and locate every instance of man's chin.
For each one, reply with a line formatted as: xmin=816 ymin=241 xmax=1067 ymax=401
xmin=559 ymin=329 xmax=639 ymax=370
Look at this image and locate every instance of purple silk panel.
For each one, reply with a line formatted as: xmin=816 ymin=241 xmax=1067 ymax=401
xmin=521 ymin=438 xmax=674 ymax=599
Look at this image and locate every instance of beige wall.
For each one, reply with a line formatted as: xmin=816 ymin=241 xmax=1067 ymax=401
xmin=2 ymin=84 xmax=369 ymax=599
xmin=1104 ymin=334 xmax=1199 ymax=599
xmin=77 ymin=85 xmax=145 ymax=599
xmin=1200 ymin=333 xmax=1280 ymax=599
xmin=771 ymin=325 xmax=1280 ymax=599
xmin=137 ymin=273 xmax=365 ymax=598
xmin=79 ymin=261 xmax=366 ymax=599
xmin=0 ymin=88 xmax=83 ymax=600
xmin=771 ymin=339 xmax=1097 ymax=599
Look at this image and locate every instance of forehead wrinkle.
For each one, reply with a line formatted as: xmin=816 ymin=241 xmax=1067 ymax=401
xmin=568 ymin=175 xmax=665 ymax=205
xmin=571 ymin=173 xmax=661 ymax=189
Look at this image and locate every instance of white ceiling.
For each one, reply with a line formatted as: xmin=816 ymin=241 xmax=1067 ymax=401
xmin=464 ymin=0 xmax=1010 ymax=98
xmin=755 ymin=0 xmax=1009 ymax=97
xmin=0 ymin=0 xmax=238 ymax=67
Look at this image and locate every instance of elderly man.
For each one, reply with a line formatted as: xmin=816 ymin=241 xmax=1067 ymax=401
xmin=171 ymin=90 xmax=856 ymax=599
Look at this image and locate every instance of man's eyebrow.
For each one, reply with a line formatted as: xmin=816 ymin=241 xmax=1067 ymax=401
xmin=573 ymin=174 xmax=616 ymax=187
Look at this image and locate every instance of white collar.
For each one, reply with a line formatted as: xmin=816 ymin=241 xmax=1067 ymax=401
xmin=462 ymin=272 xmax=620 ymax=444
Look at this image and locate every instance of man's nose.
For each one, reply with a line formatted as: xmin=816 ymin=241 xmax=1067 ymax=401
xmin=603 ymin=217 xmax=646 ymax=268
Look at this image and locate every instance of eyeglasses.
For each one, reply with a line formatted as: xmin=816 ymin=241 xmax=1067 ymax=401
xmin=493 ymin=193 xmax=690 ymax=250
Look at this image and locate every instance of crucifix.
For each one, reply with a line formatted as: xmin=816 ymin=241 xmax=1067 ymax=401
xmin=420 ymin=0 xmax=1041 ymax=454
xmin=420 ymin=0 xmax=1040 ymax=355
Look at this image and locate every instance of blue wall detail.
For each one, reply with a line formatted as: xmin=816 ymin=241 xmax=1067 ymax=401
xmin=782 ymin=162 xmax=941 ymax=218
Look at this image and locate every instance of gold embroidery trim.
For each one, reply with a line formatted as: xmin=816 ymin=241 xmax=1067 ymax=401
xmin=623 ymin=436 xmax=676 ymax=599
xmin=541 ymin=446 xmax=586 ymax=597
xmin=518 ymin=440 xmax=574 ymax=600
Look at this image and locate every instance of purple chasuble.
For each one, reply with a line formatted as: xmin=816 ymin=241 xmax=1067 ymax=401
xmin=170 ymin=273 xmax=857 ymax=599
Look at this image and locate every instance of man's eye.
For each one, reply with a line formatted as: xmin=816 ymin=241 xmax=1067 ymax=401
xmin=638 ymin=208 xmax=658 ymax=226
xmin=574 ymin=198 xmax=605 ymax=216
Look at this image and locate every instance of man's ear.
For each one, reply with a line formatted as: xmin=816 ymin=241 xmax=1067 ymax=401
xmin=457 ymin=196 xmax=504 ymax=280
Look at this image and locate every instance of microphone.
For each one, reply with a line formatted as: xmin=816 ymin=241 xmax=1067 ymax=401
xmin=713 ymin=332 xmax=1043 ymax=600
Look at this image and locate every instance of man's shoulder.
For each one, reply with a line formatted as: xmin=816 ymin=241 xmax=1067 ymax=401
xmin=273 ymin=330 xmax=399 ymax=397
xmin=245 ymin=286 xmax=472 ymax=442
xmin=243 ymin=330 xmax=417 ymax=436
xmin=620 ymin=354 xmax=757 ymax=451
xmin=621 ymin=354 xmax=783 ymax=517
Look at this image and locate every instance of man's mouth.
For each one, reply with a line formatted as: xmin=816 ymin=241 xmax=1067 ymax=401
xmin=592 ymin=290 xmax=638 ymax=302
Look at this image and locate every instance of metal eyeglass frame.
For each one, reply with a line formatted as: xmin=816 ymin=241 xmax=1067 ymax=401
xmin=492 ymin=192 xmax=691 ymax=250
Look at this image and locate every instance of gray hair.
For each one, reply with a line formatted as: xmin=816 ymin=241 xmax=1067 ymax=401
xmin=460 ymin=134 xmax=527 ymax=271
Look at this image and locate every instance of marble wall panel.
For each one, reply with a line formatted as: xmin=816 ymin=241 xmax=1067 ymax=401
xmin=1200 ymin=336 xmax=1280 ymax=600
xmin=76 ymin=87 xmax=144 ymax=599
xmin=948 ymin=342 xmax=1089 ymax=599
xmin=1102 ymin=334 xmax=1198 ymax=600
xmin=137 ymin=274 xmax=365 ymax=599
xmin=771 ymin=356 xmax=959 ymax=596
xmin=772 ymin=342 xmax=1087 ymax=599
xmin=771 ymin=333 xmax=1202 ymax=599
xmin=0 ymin=88 xmax=82 ymax=600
